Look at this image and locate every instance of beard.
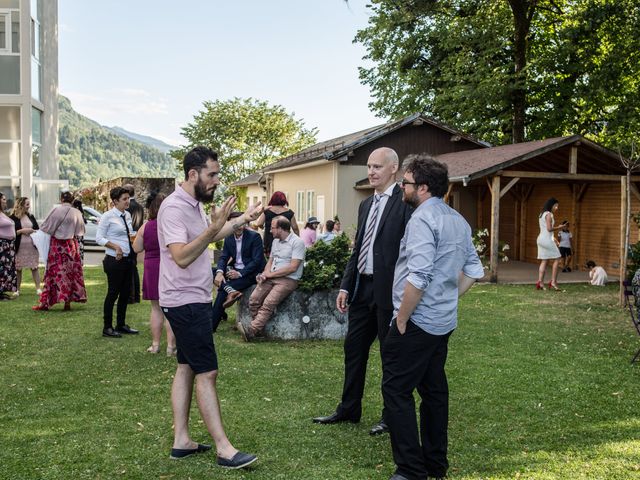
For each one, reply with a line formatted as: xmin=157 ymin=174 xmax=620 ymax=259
xmin=194 ymin=178 xmax=215 ymax=203
xmin=402 ymin=190 xmax=420 ymax=208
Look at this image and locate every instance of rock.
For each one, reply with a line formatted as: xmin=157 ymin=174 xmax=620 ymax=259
xmin=236 ymin=285 xmax=348 ymax=340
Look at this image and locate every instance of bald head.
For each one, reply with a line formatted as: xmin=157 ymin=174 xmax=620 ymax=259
xmin=367 ymin=147 xmax=399 ymax=193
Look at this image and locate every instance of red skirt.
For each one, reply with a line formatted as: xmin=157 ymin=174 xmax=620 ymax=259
xmin=37 ymin=237 xmax=87 ymax=308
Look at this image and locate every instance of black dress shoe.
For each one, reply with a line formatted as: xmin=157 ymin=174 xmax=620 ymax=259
xmin=170 ymin=443 xmax=212 ymax=459
xmin=102 ymin=327 xmax=122 ymax=338
xmin=369 ymin=419 xmax=389 ymax=436
xmin=312 ymin=412 xmax=359 ymax=424
xmin=217 ymin=451 xmax=258 ymax=469
xmin=115 ymin=325 xmax=139 ymax=334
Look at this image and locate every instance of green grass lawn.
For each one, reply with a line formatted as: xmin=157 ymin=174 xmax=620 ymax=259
xmin=1 ymin=268 xmax=639 ymax=479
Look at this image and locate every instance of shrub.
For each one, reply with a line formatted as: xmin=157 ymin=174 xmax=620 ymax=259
xmin=299 ymin=233 xmax=351 ymax=292
xmin=472 ymin=228 xmax=510 ymax=268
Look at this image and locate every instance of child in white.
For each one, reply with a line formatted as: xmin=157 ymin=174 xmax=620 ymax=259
xmin=586 ymin=260 xmax=608 ymax=286
xmin=558 ymin=222 xmax=573 ymax=272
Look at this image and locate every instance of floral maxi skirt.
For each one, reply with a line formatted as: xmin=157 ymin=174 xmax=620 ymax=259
xmin=0 ymin=238 xmax=17 ymax=294
xmin=37 ymin=237 xmax=87 ymax=308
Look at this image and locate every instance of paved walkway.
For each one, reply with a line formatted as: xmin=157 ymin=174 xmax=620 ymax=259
xmin=480 ymin=260 xmax=619 ymax=285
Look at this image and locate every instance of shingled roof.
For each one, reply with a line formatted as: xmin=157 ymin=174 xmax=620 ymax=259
xmin=230 ymin=172 xmax=262 ymax=187
xmin=437 ymin=135 xmax=622 ymax=183
xmin=261 ymin=113 xmax=488 ymax=173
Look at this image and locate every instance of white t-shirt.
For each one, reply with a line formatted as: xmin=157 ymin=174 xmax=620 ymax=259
xmin=558 ymin=231 xmax=572 ymax=248
xmin=589 ymin=266 xmax=608 ymax=286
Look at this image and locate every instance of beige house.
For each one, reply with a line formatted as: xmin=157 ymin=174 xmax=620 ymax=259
xmin=233 ymin=113 xmax=486 ymax=236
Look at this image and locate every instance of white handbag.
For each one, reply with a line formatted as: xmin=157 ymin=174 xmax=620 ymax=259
xmin=30 ymin=229 xmax=51 ymax=265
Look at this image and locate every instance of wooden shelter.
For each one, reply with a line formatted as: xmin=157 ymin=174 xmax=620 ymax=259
xmin=435 ymin=135 xmax=637 ymax=283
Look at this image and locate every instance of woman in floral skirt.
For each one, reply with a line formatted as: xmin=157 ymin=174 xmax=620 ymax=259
xmin=33 ymin=191 xmax=87 ymax=311
xmin=0 ymin=193 xmax=18 ymax=300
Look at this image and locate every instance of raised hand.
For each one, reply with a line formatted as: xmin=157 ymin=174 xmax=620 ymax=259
xmin=210 ymin=196 xmax=237 ymax=235
xmin=243 ymin=202 xmax=263 ymax=224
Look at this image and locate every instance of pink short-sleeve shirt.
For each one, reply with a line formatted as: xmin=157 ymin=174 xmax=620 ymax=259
xmin=157 ymin=186 xmax=213 ymax=307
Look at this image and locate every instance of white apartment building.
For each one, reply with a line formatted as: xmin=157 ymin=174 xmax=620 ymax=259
xmin=0 ymin=0 xmax=64 ymax=219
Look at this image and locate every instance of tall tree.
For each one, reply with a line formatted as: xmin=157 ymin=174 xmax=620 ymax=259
xmin=354 ymin=0 xmax=640 ymax=147
xmin=173 ymin=98 xmax=317 ymax=185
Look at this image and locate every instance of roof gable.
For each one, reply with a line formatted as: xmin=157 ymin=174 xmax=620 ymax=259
xmin=262 ymin=113 xmax=488 ymax=173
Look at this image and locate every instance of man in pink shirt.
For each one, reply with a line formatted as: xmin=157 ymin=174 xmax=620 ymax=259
xmin=158 ymin=146 xmax=262 ymax=469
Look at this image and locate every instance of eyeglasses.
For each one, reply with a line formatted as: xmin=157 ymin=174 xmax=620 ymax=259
xmin=400 ymin=179 xmax=420 ymax=187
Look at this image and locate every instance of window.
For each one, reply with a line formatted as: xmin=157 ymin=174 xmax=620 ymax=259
xmin=296 ymin=191 xmax=305 ymax=220
xmin=0 ymin=8 xmax=19 ymax=94
xmin=306 ymin=190 xmax=315 ymax=219
xmin=0 ymin=9 xmax=19 ymax=54
xmin=0 ymin=106 xmax=20 ymax=177
xmin=32 ymin=108 xmax=42 ymax=176
xmin=31 ymin=6 xmax=42 ymax=102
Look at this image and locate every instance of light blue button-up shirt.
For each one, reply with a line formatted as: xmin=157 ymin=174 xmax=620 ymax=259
xmin=392 ymin=196 xmax=484 ymax=335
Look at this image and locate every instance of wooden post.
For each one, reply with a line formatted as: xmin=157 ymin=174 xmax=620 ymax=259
xmin=569 ymin=146 xmax=578 ymax=174
xmin=570 ymin=185 xmax=578 ymax=270
xmin=514 ymin=195 xmax=520 ymax=259
xmin=519 ymin=185 xmax=533 ymax=262
xmin=490 ymin=175 xmax=501 ymax=282
xmin=477 ymin=186 xmax=486 ymax=230
xmin=621 ymin=176 xmax=628 ymax=305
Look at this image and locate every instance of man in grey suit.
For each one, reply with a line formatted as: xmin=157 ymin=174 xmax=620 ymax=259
xmin=313 ymin=147 xmax=412 ymax=435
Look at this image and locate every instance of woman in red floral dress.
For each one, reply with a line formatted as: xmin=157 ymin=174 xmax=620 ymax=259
xmin=33 ymin=191 xmax=87 ymax=311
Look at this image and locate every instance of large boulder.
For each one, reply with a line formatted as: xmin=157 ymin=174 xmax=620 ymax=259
xmin=236 ymin=285 xmax=348 ymax=340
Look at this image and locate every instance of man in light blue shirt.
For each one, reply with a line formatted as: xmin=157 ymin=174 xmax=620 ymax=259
xmin=383 ymin=155 xmax=484 ymax=480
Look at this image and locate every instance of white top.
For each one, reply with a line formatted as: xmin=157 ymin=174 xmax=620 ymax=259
xmin=589 ymin=266 xmax=608 ymax=286
xmin=558 ymin=231 xmax=572 ymax=248
xmin=234 ymin=235 xmax=245 ymax=271
xmin=536 ymin=211 xmax=560 ymax=260
xmin=96 ymin=207 xmax=134 ymax=257
xmin=270 ymin=232 xmax=306 ymax=280
xmin=362 ymin=182 xmax=395 ymax=274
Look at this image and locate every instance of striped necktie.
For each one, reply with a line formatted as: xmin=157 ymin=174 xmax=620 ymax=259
xmin=357 ymin=194 xmax=382 ymax=273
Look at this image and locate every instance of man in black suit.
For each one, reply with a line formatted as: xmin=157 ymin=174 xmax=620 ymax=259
xmin=313 ymin=147 xmax=412 ymax=435
xmin=124 ymin=184 xmax=144 ymax=304
xmin=212 ymin=211 xmax=266 ymax=332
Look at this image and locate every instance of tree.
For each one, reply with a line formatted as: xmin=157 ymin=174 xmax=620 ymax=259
xmin=354 ymin=0 xmax=640 ymax=147
xmin=173 ymin=98 xmax=318 ymax=186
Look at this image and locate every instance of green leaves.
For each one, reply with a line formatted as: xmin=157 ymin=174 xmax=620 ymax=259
xmin=299 ymin=233 xmax=352 ymax=293
xmin=355 ymin=0 xmax=640 ymax=149
xmin=172 ymin=97 xmax=317 ymax=187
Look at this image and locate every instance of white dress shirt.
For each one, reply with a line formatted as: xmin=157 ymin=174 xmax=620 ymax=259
xmin=362 ymin=182 xmax=395 ymax=274
xmin=96 ymin=207 xmax=134 ymax=257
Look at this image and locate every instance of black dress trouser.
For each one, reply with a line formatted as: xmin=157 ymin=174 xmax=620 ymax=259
xmin=382 ymin=320 xmax=452 ymax=480
xmin=102 ymin=255 xmax=133 ymax=330
xmin=336 ymin=275 xmax=392 ymax=420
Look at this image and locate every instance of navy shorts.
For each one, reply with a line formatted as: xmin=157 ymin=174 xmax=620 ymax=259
xmin=559 ymin=247 xmax=572 ymax=258
xmin=162 ymin=302 xmax=218 ymax=374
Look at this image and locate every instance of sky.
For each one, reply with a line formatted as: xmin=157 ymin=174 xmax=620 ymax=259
xmin=58 ymin=0 xmax=381 ymax=147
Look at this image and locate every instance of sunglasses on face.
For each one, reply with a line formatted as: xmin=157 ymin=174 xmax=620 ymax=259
xmin=400 ymin=179 xmax=420 ymax=186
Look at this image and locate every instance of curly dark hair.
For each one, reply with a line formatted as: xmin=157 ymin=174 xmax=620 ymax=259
xmin=404 ymin=154 xmax=449 ymax=198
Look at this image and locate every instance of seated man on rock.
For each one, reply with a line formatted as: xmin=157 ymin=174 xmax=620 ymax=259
xmin=238 ymin=215 xmax=305 ymax=341
xmin=212 ymin=211 xmax=265 ymax=331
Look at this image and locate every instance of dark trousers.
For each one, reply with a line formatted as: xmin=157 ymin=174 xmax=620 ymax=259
xmin=382 ymin=320 xmax=452 ymax=480
xmin=336 ymin=276 xmax=392 ymax=420
xmin=211 ymin=274 xmax=256 ymax=332
xmin=102 ymin=255 xmax=133 ymax=330
xmin=129 ymin=256 xmax=141 ymax=304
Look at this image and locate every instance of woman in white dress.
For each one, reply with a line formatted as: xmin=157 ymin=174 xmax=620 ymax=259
xmin=536 ymin=197 xmax=566 ymax=290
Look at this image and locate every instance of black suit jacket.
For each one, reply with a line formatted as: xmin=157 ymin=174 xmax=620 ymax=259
xmin=216 ymin=229 xmax=266 ymax=279
xmin=127 ymin=198 xmax=145 ymax=232
xmin=340 ymin=184 xmax=413 ymax=310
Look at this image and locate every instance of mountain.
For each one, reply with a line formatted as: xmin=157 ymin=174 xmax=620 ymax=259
xmin=107 ymin=126 xmax=176 ymax=154
xmin=57 ymin=95 xmax=179 ymax=189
